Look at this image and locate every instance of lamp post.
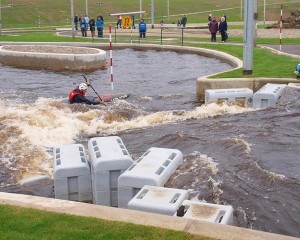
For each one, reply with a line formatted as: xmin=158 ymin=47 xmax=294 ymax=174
xmin=243 ymin=0 xmax=254 ymax=75
xmin=167 ymin=0 xmax=169 ymax=22
xmin=264 ymin=0 xmax=266 ymax=26
xmin=85 ymin=0 xmax=88 ymax=16
xmin=151 ymin=0 xmax=154 ymax=28
xmin=71 ymin=0 xmax=75 ymax=38
xmin=140 ymin=0 xmax=142 ymax=20
xmin=0 ymin=0 xmax=2 ymax=36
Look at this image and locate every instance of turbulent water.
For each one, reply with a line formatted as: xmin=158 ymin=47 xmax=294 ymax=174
xmin=0 ymin=48 xmax=299 ymax=238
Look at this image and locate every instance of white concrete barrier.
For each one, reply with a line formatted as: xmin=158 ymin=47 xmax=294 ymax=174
xmin=118 ymin=147 xmax=183 ymax=208
xmin=253 ymin=83 xmax=286 ymax=109
xmin=288 ymin=83 xmax=300 ymax=89
xmin=128 ymin=185 xmax=188 ymax=216
xmin=53 ymin=144 xmax=92 ymax=202
xmin=176 ymin=200 xmax=234 ymax=225
xmin=205 ymin=88 xmax=253 ymax=105
xmin=88 ymin=136 xmax=133 ymax=207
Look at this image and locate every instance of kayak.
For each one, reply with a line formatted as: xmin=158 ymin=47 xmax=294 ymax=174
xmin=93 ymin=93 xmax=130 ymax=102
xmin=60 ymin=93 xmax=130 ymax=105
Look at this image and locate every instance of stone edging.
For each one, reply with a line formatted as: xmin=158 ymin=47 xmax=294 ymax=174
xmin=0 ymin=44 xmax=106 ymax=72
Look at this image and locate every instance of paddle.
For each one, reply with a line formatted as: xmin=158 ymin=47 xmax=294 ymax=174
xmin=80 ymin=73 xmax=106 ymax=106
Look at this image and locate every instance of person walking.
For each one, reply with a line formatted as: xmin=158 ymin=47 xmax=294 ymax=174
xmin=139 ymin=19 xmax=147 ymax=39
xmin=209 ymin=17 xmax=218 ymax=42
xmin=89 ymin=17 xmax=96 ymax=38
xmin=74 ymin=15 xmax=79 ymax=30
xmin=218 ymin=16 xmax=227 ymax=42
xmin=96 ymin=15 xmax=104 ymax=38
xmin=181 ymin=15 xmax=187 ymax=28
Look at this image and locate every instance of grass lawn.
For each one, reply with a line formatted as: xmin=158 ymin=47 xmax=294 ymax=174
xmin=1 ymin=0 xmax=299 ymax=28
xmin=0 ymin=204 xmax=213 ymax=240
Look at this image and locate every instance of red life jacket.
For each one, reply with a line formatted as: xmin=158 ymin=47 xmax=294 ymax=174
xmin=69 ymin=88 xmax=84 ymax=103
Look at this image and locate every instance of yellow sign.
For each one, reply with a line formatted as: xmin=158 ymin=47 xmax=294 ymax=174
xmin=122 ymin=15 xmax=132 ymax=29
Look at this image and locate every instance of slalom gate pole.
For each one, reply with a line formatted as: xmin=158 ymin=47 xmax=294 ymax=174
xmin=109 ymin=25 xmax=114 ymax=91
xmin=279 ymin=3 xmax=283 ymax=51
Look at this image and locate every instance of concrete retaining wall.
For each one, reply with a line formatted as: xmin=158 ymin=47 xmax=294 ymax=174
xmin=196 ymin=77 xmax=300 ymax=99
xmin=0 ymin=45 xmax=106 ymax=72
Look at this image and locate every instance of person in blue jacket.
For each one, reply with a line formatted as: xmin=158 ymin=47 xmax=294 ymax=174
xmin=295 ymin=63 xmax=300 ymax=78
xmin=218 ymin=16 xmax=227 ymax=42
xmin=96 ymin=15 xmax=104 ymax=38
xmin=139 ymin=19 xmax=147 ymax=39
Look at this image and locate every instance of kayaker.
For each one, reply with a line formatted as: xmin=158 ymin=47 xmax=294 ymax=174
xmin=69 ymin=81 xmax=105 ymax=105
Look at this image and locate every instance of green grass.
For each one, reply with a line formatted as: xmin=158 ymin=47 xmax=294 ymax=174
xmin=189 ymin=43 xmax=299 ymax=78
xmin=1 ymin=0 xmax=299 ymax=28
xmin=0 ymin=204 xmax=212 ymax=240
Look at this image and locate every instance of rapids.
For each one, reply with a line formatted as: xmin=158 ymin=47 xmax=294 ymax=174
xmin=0 ymin=48 xmax=299 ymax=238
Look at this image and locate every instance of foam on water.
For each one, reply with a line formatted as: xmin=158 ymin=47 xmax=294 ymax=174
xmin=0 ymin=98 xmax=253 ymax=183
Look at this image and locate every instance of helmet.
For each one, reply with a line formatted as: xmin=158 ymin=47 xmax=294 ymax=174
xmin=79 ymin=83 xmax=88 ymax=91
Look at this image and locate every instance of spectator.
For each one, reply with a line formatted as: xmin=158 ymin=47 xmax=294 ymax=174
xmin=177 ymin=19 xmax=182 ymax=27
xmin=208 ymin=14 xmax=212 ymax=24
xmin=181 ymin=15 xmax=187 ymax=28
xmin=218 ymin=16 xmax=227 ymax=42
xmin=89 ymin=17 xmax=96 ymax=38
xmin=132 ymin=14 xmax=135 ymax=29
xmin=117 ymin=15 xmax=122 ymax=29
xmin=84 ymin=15 xmax=89 ymax=31
xmin=80 ymin=16 xmax=87 ymax=37
xmin=139 ymin=19 xmax=147 ymax=39
xmin=74 ymin=15 xmax=79 ymax=30
xmin=96 ymin=15 xmax=104 ymax=38
xmin=209 ymin=17 xmax=218 ymax=42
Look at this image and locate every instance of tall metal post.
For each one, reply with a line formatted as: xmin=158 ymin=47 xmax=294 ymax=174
xmin=253 ymin=0 xmax=258 ymax=47
xmin=0 ymin=0 xmax=2 ymax=36
xmin=71 ymin=0 xmax=75 ymax=38
xmin=264 ymin=0 xmax=266 ymax=26
xmin=167 ymin=0 xmax=169 ymax=22
xmin=240 ymin=0 xmax=243 ymax=21
xmin=140 ymin=0 xmax=142 ymax=20
xmin=151 ymin=0 xmax=154 ymax=28
xmin=85 ymin=0 xmax=88 ymax=16
xmin=243 ymin=0 xmax=254 ymax=75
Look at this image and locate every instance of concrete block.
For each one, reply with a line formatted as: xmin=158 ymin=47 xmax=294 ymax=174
xmin=176 ymin=200 xmax=234 ymax=225
xmin=288 ymin=83 xmax=300 ymax=89
xmin=118 ymin=147 xmax=183 ymax=208
xmin=53 ymin=144 xmax=92 ymax=202
xmin=253 ymin=83 xmax=286 ymax=109
xmin=205 ymin=88 xmax=253 ymax=105
xmin=88 ymin=136 xmax=133 ymax=206
xmin=128 ymin=185 xmax=188 ymax=216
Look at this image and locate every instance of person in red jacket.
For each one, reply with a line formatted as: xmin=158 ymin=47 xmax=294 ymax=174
xmin=69 ymin=82 xmax=104 ymax=105
xmin=208 ymin=17 xmax=218 ymax=42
